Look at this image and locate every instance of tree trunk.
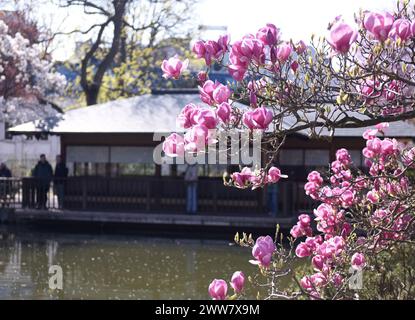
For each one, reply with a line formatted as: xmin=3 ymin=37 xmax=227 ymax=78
xmin=80 ymin=0 xmax=128 ymax=106
xmin=85 ymin=85 xmax=99 ymax=106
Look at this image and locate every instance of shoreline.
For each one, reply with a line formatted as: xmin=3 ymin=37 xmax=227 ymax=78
xmin=0 ymin=208 xmax=295 ymax=240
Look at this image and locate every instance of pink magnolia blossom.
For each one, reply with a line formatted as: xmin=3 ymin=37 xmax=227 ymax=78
xmin=232 ymin=167 xmax=254 ymax=188
xmin=291 ymin=61 xmax=299 ymax=72
xmin=230 ymin=35 xmax=265 ymax=67
xmin=295 ymin=40 xmax=307 ymax=54
xmin=363 ymin=11 xmax=394 ymax=41
xmin=290 ymin=221 xmax=313 ymax=239
xmin=203 ymin=40 xmax=220 ymax=64
xmin=341 ymin=222 xmax=352 ymax=238
xmin=162 ymin=133 xmax=185 ymax=157
xmin=256 ymin=23 xmax=279 ymax=46
xmin=300 ymin=276 xmax=313 ymax=291
xmin=296 ymin=242 xmax=312 ymax=258
xmin=363 ymin=128 xmax=379 ymax=140
xmin=351 ymin=253 xmax=366 ymax=270
xmin=359 ymin=79 xmax=382 ymax=100
xmin=228 ymin=64 xmax=247 ymax=81
xmin=177 ymin=103 xmax=200 ymax=129
xmin=375 ymin=122 xmax=389 ymax=131
xmin=310 ymin=273 xmax=327 ymax=287
xmin=199 ymin=80 xmax=231 ymax=105
xmin=299 ymin=214 xmax=311 ymax=227
xmin=317 ymin=236 xmax=345 ymax=261
xmin=193 ymin=40 xmax=208 ymax=61
xmin=383 ymin=80 xmax=402 ymax=101
xmin=193 ymin=35 xmax=229 ymax=66
xmin=333 ymin=273 xmax=344 ymax=287
xmin=184 ymin=125 xmax=216 ymax=153
xmin=290 ymin=225 xmax=303 ymax=238
xmin=243 ymin=107 xmax=273 ymax=130
xmin=216 ymin=34 xmax=230 ymax=56
xmin=230 ymin=271 xmax=245 ymax=293
xmin=327 ymin=21 xmax=358 ymax=53
xmin=274 ymin=42 xmax=292 ymax=62
xmin=371 ymin=209 xmax=390 ymax=224
xmin=314 ymin=203 xmax=344 ymax=234
xmin=336 ymin=148 xmax=352 ymax=166
xmin=362 ymin=147 xmax=375 ymax=160
xmin=312 ymin=255 xmax=326 ymax=271
xmin=213 ymin=83 xmax=232 ymax=104
xmin=340 ymin=190 xmax=355 ymax=207
xmin=249 ymin=91 xmax=258 ymax=107
xmin=305 ymin=182 xmax=321 ymax=200
xmin=366 ymin=137 xmax=382 ymax=154
xmin=389 ymin=18 xmax=412 ymax=41
xmin=228 ymin=35 xmax=265 ymax=81
xmin=381 ymin=138 xmax=398 ymax=155
xmin=197 ymin=71 xmax=208 ymax=83
xmin=208 ymin=279 xmax=228 ymax=300
xmin=307 ymin=171 xmax=323 ymax=185
xmin=161 ymin=56 xmax=189 ymax=79
xmin=367 ymin=190 xmax=380 ymax=204
xmin=290 ymin=216 xmax=314 ymax=239
xmin=216 ymin=102 xmax=232 ymax=123
xmin=317 ymin=242 xmax=336 ymax=261
xmin=250 ymin=235 xmax=276 ymax=267
xmin=267 ymin=166 xmax=288 ymax=183
xmin=305 ymin=236 xmax=323 ymax=252
xmin=195 ymin=108 xmax=218 ymax=129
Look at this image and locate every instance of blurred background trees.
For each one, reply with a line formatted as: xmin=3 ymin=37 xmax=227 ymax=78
xmin=0 ymin=9 xmax=66 ymax=124
xmin=56 ymin=0 xmax=199 ymax=106
xmin=1 ymin=0 xmax=200 ymax=109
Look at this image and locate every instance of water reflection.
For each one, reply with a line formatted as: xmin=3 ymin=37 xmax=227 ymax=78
xmin=0 ymin=227 xmax=261 ymax=300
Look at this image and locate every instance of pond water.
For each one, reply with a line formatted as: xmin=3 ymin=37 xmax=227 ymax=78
xmin=0 ymin=226 xmax=272 ymax=300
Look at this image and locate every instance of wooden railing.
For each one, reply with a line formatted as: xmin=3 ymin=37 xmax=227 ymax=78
xmin=0 ymin=177 xmax=316 ymax=217
xmin=0 ymin=178 xmax=23 ymax=209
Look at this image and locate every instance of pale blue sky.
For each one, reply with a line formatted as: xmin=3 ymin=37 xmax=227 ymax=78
xmin=196 ymin=0 xmax=396 ymax=41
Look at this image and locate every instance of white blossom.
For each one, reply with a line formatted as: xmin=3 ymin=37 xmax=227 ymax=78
xmin=0 ymin=20 xmax=66 ymax=124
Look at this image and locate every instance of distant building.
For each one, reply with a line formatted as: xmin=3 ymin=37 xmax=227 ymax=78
xmin=8 ymin=91 xmax=415 ymax=216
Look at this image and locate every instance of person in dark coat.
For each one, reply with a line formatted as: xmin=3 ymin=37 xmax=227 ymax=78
xmin=32 ymin=154 xmax=53 ymax=209
xmin=0 ymin=162 xmax=12 ymax=206
xmin=54 ymin=155 xmax=68 ymax=209
xmin=0 ymin=162 xmax=11 ymax=178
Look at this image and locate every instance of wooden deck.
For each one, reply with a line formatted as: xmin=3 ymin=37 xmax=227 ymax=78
xmin=1 ymin=176 xmax=315 ymax=216
xmin=0 ymin=176 xmax=314 ymax=236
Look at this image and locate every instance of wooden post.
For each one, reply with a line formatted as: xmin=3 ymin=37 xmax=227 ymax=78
xmin=82 ymin=178 xmax=87 ymax=210
xmin=292 ymin=181 xmax=298 ymax=216
xmin=146 ymin=180 xmax=151 ymax=211
xmin=282 ymin=182 xmax=288 ymax=216
xmin=212 ymin=180 xmax=218 ymax=213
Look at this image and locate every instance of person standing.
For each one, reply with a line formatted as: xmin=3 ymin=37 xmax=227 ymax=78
xmin=54 ymin=155 xmax=68 ymax=209
xmin=0 ymin=162 xmax=11 ymax=178
xmin=267 ymin=183 xmax=279 ymax=217
xmin=0 ymin=162 xmax=12 ymax=207
xmin=184 ymin=164 xmax=198 ymax=214
xmin=33 ymin=154 xmax=53 ymax=210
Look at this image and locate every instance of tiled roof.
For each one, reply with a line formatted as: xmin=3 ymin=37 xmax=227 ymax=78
xmin=8 ymin=93 xmax=415 ymax=138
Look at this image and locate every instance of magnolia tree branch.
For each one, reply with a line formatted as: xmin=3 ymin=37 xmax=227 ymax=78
xmin=160 ymin=1 xmax=415 ymax=300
